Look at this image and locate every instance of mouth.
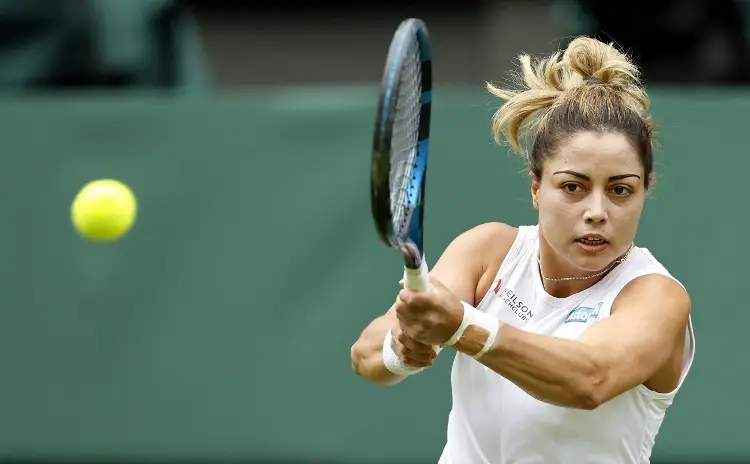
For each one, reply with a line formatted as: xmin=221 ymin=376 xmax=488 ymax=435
xmin=575 ymin=235 xmax=609 ymax=252
xmin=575 ymin=235 xmax=608 ymax=246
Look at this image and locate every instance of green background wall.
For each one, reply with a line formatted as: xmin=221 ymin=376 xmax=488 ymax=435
xmin=0 ymin=88 xmax=744 ymax=462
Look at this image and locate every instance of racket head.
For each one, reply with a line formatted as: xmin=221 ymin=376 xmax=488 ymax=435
xmin=370 ymin=18 xmax=433 ymax=270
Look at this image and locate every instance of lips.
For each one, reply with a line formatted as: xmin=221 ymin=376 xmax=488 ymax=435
xmin=575 ymin=235 xmax=608 ymax=246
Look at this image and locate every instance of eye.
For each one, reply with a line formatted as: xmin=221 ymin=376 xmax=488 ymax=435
xmin=612 ymin=185 xmax=633 ymax=196
xmin=562 ymin=183 xmax=584 ymax=194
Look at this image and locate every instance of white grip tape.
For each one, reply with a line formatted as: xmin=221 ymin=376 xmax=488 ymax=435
xmin=401 ymin=256 xmax=442 ymax=356
xmin=382 ymin=329 xmax=427 ymax=376
xmin=403 ymin=256 xmax=430 ymax=291
xmin=444 ymin=302 xmax=500 ymax=360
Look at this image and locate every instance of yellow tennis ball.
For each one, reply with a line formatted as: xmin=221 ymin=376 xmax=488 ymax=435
xmin=71 ymin=179 xmax=137 ymax=242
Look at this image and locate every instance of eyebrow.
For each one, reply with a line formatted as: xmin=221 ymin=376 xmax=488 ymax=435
xmin=552 ymin=170 xmax=641 ymax=181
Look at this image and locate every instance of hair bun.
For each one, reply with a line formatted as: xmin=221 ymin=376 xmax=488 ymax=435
xmin=487 ymin=36 xmax=651 ymax=155
xmin=562 ymin=37 xmax=639 ymax=88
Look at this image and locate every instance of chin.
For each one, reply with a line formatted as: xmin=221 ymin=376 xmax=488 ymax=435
xmin=569 ymin=245 xmax=618 ymax=272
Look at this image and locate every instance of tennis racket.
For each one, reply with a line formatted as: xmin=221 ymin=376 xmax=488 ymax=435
xmin=370 ymin=18 xmax=433 ymax=293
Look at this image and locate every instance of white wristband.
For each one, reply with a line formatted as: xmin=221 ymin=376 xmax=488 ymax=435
xmin=444 ymin=302 xmax=500 ymax=360
xmin=382 ymin=329 xmax=427 ymax=376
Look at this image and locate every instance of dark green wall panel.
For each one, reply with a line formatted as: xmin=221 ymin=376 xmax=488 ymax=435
xmin=0 ymin=88 xmax=745 ymax=462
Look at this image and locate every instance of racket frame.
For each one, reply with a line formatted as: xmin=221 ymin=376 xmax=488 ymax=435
xmin=370 ymin=18 xmax=433 ymax=271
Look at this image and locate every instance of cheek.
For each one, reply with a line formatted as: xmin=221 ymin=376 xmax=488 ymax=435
xmin=539 ymin=192 xmax=577 ymax=224
xmin=612 ymin=201 xmax=644 ymax=231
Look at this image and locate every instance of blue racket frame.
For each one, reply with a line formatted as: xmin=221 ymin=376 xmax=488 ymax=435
xmin=370 ymin=18 xmax=433 ymax=270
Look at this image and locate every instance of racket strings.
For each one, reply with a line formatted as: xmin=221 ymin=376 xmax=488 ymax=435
xmin=389 ymin=39 xmax=422 ymax=237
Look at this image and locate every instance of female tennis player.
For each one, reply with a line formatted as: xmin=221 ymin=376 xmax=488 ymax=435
xmin=350 ymin=36 xmax=695 ymax=463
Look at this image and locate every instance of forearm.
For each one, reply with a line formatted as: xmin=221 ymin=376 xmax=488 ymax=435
xmin=350 ymin=312 xmax=405 ymax=386
xmin=452 ymin=309 xmax=603 ymax=409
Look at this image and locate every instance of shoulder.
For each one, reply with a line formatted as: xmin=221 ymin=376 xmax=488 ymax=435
xmin=448 ymin=222 xmax=519 ymax=266
xmin=613 ymin=272 xmax=691 ymax=324
xmin=452 ymin=222 xmax=521 ymax=304
xmin=457 ymin=222 xmax=518 ymax=247
xmin=432 ymin=222 xmax=519 ymax=305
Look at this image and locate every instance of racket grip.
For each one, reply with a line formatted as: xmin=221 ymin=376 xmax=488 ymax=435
xmin=401 ymin=257 xmax=443 ymax=357
xmin=403 ymin=256 xmax=430 ymax=291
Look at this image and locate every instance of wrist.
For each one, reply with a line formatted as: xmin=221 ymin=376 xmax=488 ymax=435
xmin=445 ymin=302 xmax=500 ymax=360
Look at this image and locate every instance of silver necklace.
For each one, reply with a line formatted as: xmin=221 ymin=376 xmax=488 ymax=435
xmin=538 ymin=244 xmax=634 ymax=282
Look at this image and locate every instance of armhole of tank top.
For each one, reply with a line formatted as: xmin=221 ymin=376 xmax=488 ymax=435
xmin=628 ymin=273 xmax=696 ymax=402
xmin=476 ymin=225 xmax=533 ymax=311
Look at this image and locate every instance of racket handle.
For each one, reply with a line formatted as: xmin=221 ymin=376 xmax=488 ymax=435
xmin=403 ymin=256 xmax=430 ymax=291
xmin=401 ymin=256 xmax=443 ymax=357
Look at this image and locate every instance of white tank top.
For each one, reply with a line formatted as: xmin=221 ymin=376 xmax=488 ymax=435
xmin=438 ymin=225 xmax=696 ymax=464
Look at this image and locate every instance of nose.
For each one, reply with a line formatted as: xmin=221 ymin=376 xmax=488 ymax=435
xmin=583 ymin=192 xmax=608 ymax=225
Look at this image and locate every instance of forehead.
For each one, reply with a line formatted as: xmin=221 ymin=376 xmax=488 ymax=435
xmin=549 ymin=131 xmax=642 ymax=174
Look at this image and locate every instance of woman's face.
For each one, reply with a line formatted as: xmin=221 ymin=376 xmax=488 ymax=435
xmin=532 ymin=131 xmax=647 ymax=275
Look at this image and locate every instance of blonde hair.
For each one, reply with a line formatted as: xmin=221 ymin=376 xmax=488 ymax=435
xmin=488 ymin=37 xmax=655 ymax=188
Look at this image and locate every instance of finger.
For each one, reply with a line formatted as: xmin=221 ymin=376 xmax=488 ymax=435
xmin=403 ymin=346 xmax=437 ymax=364
xmin=392 ymin=339 xmax=433 ymax=366
xmin=394 ymin=305 xmax=406 ymax=324
xmin=400 ymin=288 xmax=432 ymax=306
xmin=403 ymin=355 xmax=434 ymax=366
xmin=393 ymin=300 xmax=409 ymax=319
xmin=399 ymin=331 xmax=435 ymax=353
xmin=397 ymin=324 xmax=423 ymax=345
xmin=397 ymin=333 xmax=438 ymax=359
xmin=411 ymin=342 xmax=438 ymax=361
xmin=390 ymin=321 xmax=402 ymax=338
xmin=401 ymin=357 xmax=432 ymax=368
xmin=393 ymin=300 xmax=417 ymax=324
xmin=398 ymin=347 xmax=435 ymax=365
xmin=399 ymin=291 xmax=423 ymax=308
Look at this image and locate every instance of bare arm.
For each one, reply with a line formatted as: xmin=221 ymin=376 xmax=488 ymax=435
xmin=350 ymin=222 xmax=517 ymax=385
xmin=349 ymin=304 xmax=403 ymax=385
xmin=453 ymin=274 xmax=691 ymax=408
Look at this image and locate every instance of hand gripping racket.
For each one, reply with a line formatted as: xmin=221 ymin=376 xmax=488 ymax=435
xmin=370 ymin=18 xmax=433 ymax=292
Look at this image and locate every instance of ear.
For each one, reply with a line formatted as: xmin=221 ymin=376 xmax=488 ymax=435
xmin=530 ymin=170 xmax=540 ymax=210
